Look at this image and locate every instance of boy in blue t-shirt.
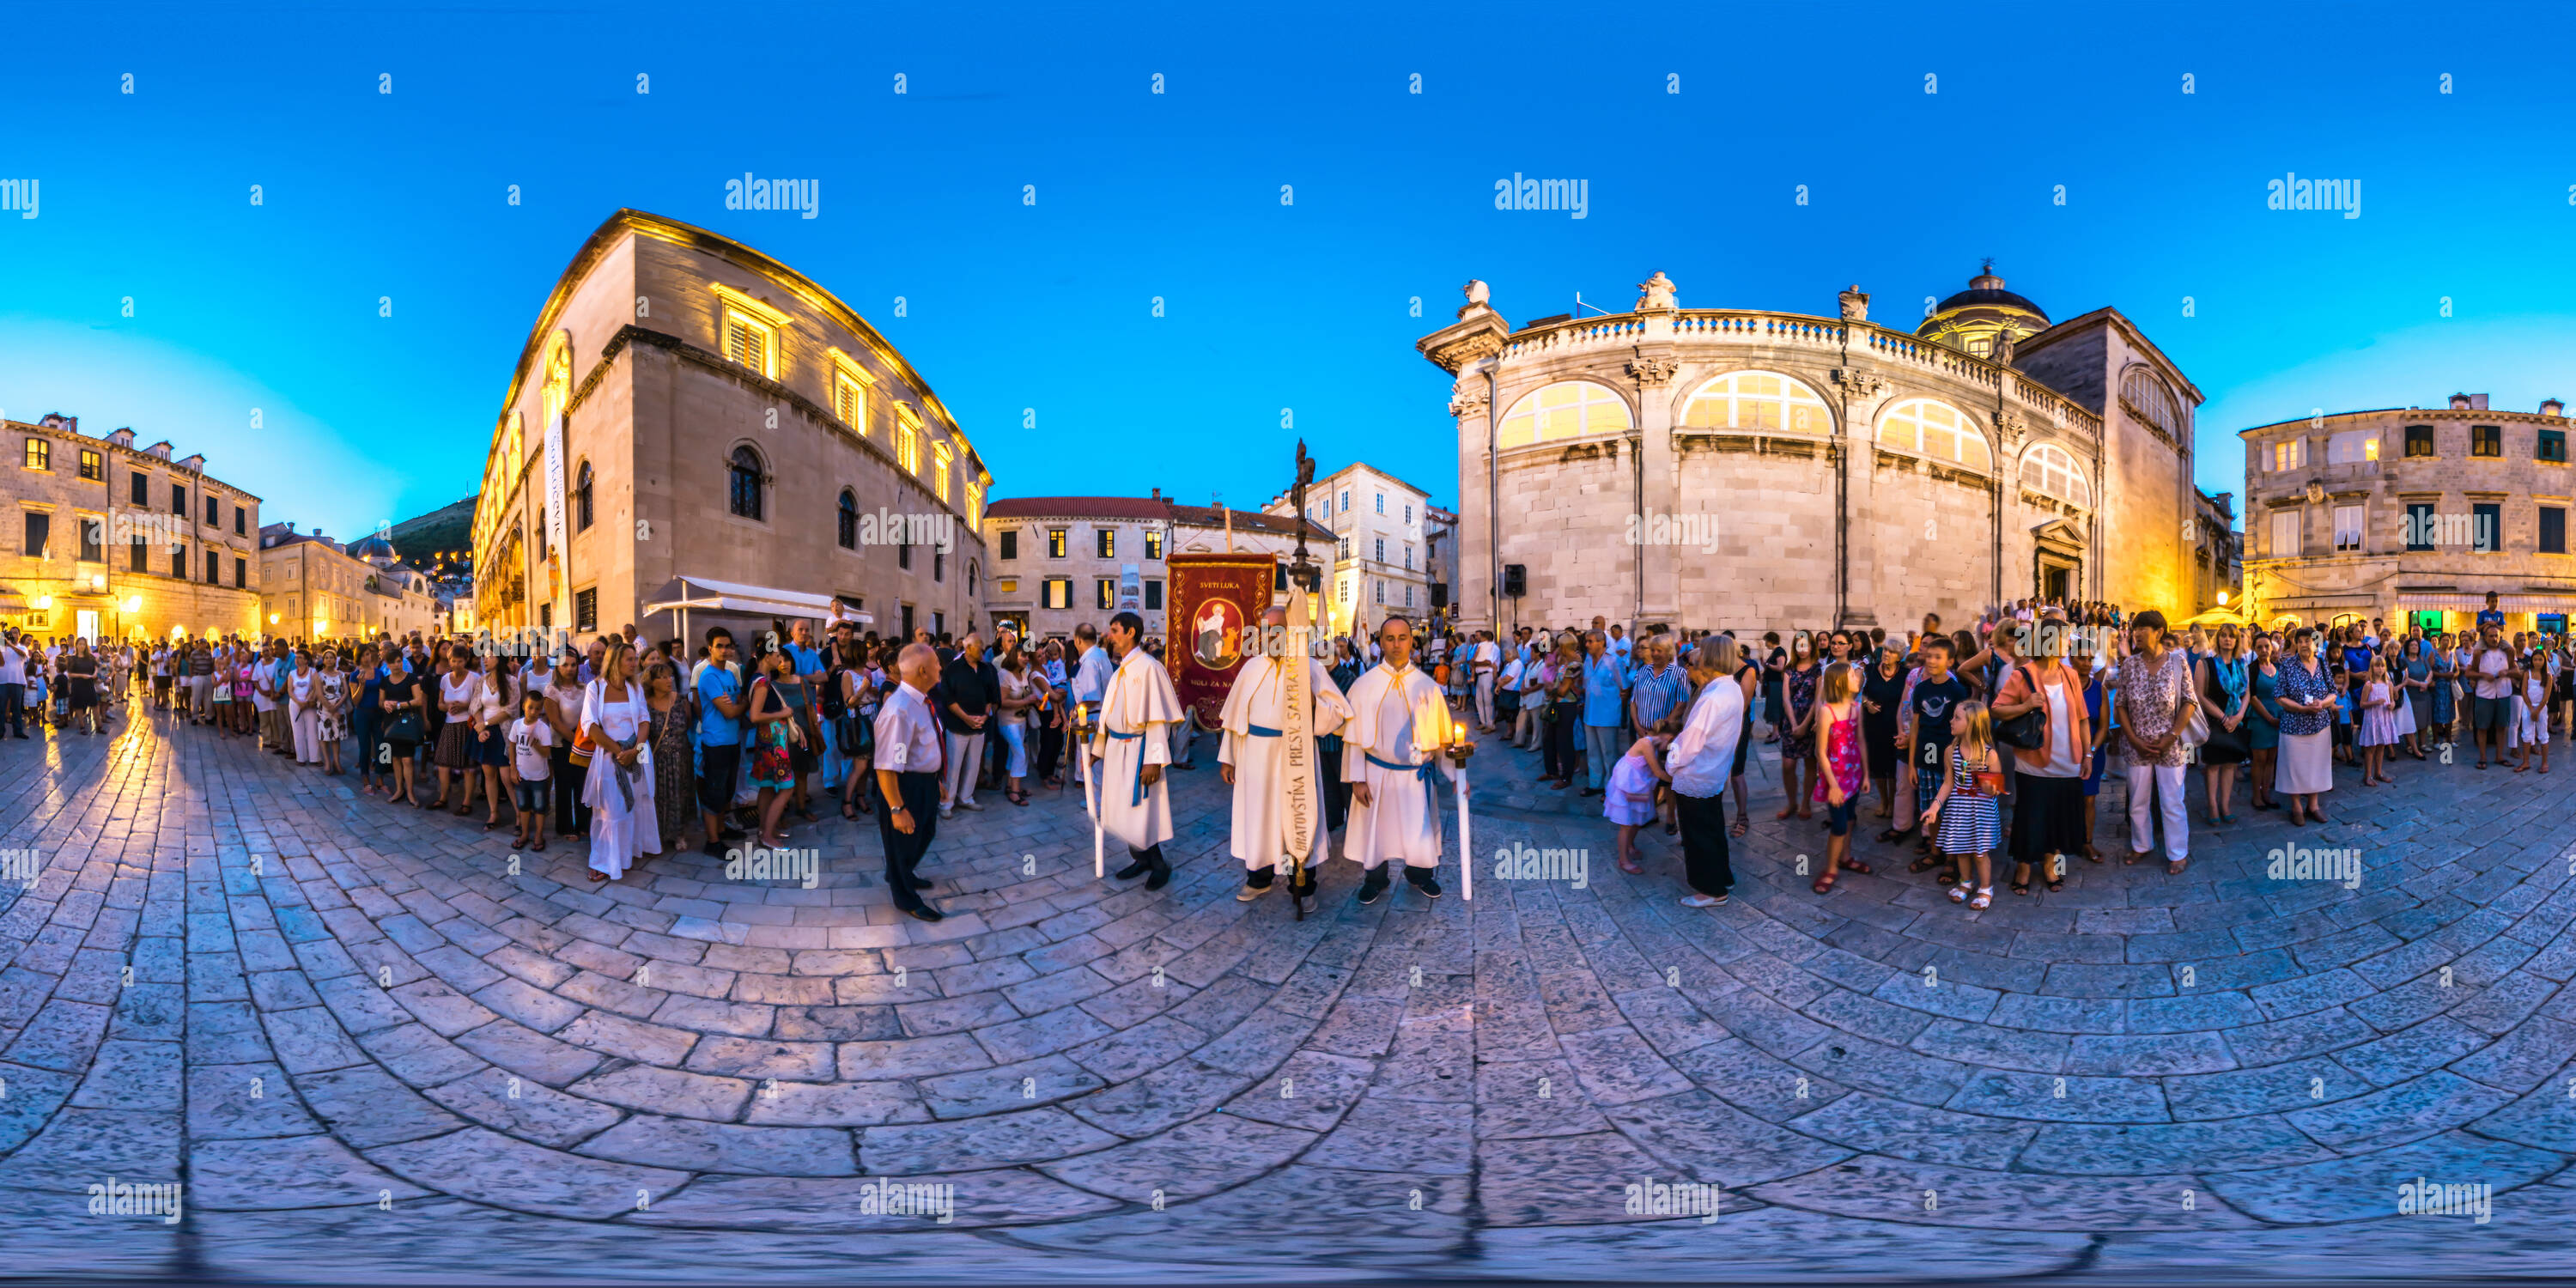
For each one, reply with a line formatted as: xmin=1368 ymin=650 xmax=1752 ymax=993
xmin=693 ymin=632 xmax=749 ymax=856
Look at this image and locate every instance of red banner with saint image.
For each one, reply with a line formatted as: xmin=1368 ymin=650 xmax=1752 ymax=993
xmin=1166 ymin=553 xmax=1277 ymax=731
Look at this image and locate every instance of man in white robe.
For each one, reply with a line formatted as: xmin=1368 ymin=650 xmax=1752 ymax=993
xmin=1341 ymin=617 xmax=1464 ymax=905
xmin=1090 ymin=611 xmax=1186 ymax=889
xmin=1220 ymin=606 xmax=1352 ymax=902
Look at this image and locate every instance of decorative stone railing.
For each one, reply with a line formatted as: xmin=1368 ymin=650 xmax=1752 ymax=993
xmin=1494 ymin=307 xmax=2104 ymax=439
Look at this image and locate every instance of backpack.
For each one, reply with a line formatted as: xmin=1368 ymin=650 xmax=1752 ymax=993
xmin=818 ymin=666 xmax=848 ymax=720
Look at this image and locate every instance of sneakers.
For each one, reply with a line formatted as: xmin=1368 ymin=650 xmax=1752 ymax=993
xmin=1237 ymin=880 xmax=1271 ymax=902
xmin=956 ymin=799 xmax=983 ymax=812
xmin=1405 ymin=867 xmax=1443 ymax=900
xmin=1239 ymin=867 xmax=1276 ymax=902
xmin=939 ymin=805 xmax=954 ymax=820
xmin=1356 ymin=867 xmax=1390 ymax=905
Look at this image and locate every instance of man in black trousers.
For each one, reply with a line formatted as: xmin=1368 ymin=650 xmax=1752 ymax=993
xmin=872 ymin=642 xmax=947 ymax=922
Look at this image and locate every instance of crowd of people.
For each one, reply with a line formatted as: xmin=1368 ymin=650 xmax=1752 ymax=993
xmin=4 ymin=582 xmax=2559 ymax=921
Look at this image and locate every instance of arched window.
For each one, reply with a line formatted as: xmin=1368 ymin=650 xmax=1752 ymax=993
xmin=1497 ymin=381 xmax=1631 ymax=449
xmin=837 ymin=489 xmax=859 ymax=549
xmin=2121 ymin=367 xmax=2185 ymax=439
xmin=2019 ymin=442 xmax=2092 ymax=507
xmin=1680 ymin=371 xmax=1829 ymax=434
xmin=729 ymin=446 xmax=764 ymax=520
xmin=968 ymin=561 xmax=979 ymax=597
xmin=1877 ymin=399 xmax=1992 ymax=470
xmin=542 ymin=336 xmax=573 ymax=423
xmin=572 ymin=461 xmax=593 ymax=532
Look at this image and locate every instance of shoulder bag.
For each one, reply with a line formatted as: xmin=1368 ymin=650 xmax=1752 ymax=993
xmin=1993 ymin=664 xmax=2047 ymax=750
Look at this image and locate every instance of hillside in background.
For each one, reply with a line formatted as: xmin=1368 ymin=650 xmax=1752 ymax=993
xmin=384 ymin=497 xmax=476 ymax=565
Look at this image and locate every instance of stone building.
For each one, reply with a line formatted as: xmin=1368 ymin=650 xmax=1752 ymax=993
xmin=2240 ymin=392 xmax=2576 ymax=635
xmin=0 ymin=413 xmax=259 ymax=641
xmin=1415 ymin=267 xmax=2203 ymax=637
xmin=1424 ymin=503 xmax=1459 ymax=629
xmin=256 ymin=525 xmax=444 ymax=641
xmin=2191 ymin=488 xmax=2244 ymax=617
xmin=471 ymin=210 xmax=991 ymax=651
xmin=1262 ymin=461 xmax=1437 ymax=637
xmin=980 ymin=492 xmax=1334 ymax=643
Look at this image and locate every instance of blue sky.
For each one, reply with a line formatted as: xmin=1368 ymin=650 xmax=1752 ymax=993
xmin=3 ymin=0 xmax=2569 ymax=540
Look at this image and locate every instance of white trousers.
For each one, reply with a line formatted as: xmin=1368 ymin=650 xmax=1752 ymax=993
xmin=1473 ymin=673 xmax=1496 ymax=728
xmin=2126 ymin=762 xmax=2188 ymax=861
xmin=942 ymin=731 xmax=985 ymax=806
xmin=292 ymin=708 xmax=322 ymax=763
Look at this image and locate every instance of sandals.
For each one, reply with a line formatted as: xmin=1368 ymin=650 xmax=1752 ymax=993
xmin=2046 ymin=865 xmax=2066 ymax=893
xmin=1949 ymin=884 xmax=1971 ymax=903
xmin=1009 ymin=792 xmax=1030 ymax=807
xmin=1618 ymin=857 xmax=1645 ymax=876
xmin=2167 ymin=859 xmax=2189 ymax=875
xmin=1909 ymin=854 xmax=1941 ymax=874
xmin=2009 ymin=874 xmax=2031 ymax=896
xmin=841 ymin=804 xmax=860 ymax=821
xmin=1838 ymin=859 xmax=1874 ymax=876
xmin=1728 ymin=817 xmax=1749 ymax=838
xmin=1878 ymin=828 xmax=1911 ymax=844
xmin=1969 ymin=886 xmax=1994 ymax=910
xmin=1812 ymin=869 xmax=1838 ymax=894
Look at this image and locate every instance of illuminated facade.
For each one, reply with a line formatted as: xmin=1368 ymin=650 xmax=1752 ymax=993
xmin=1419 ymin=269 xmax=2204 ymax=635
xmin=0 ymin=413 xmax=260 ymax=641
xmin=471 ymin=210 xmax=991 ymax=647
xmin=2241 ymin=393 xmax=2576 ymax=634
xmin=257 ymin=526 xmax=444 ymax=641
xmin=980 ymin=493 xmax=1334 ymax=643
xmin=1262 ymin=462 xmax=1436 ymax=638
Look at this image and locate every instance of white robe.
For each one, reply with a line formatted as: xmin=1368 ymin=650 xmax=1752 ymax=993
xmin=1218 ymin=655 xmax=1352 ymax=867
xmin=580 ymin=678 xmax=662 ymax=879
xmin=1089 ymin=648 xmax=1185 ymax=852
xmin=1340 ymin=662 xmax=1458 ymax=870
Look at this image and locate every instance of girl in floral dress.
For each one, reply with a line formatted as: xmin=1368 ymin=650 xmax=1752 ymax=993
xmin=1776 ymin=634 xmax=1820 ymax=821
xmin=1808 ymin=662 xmax=1871 ymax=894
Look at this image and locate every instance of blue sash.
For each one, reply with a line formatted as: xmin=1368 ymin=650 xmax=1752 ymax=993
xmin=1245 ymin=724 xmax=1282 ymax=738
xmin=1364 ymin=751 xmax=1440 ymax=810
xmin=1107 ymin=728 xmax=1147 ymax=805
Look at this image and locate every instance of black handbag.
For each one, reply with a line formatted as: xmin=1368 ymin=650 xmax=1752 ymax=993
xmin=385 ymin=708 xmax=423 ymax=745
xmin=1994 ymin=665 xmax=2047 ymax=750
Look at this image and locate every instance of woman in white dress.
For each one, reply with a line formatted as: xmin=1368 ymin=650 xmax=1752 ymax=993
xmin=580 ymin=641 xmax=661 ymax=882
xmin=287 ymin=651 xmax=323 ymax=765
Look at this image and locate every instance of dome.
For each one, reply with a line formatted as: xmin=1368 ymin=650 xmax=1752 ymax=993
xmin=1916 ymin=263 xmax=2050 ymax=359
xmin=349 ymin=533 xmax=398 ymax=562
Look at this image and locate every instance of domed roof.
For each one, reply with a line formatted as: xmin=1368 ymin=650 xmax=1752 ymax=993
xmin=1916 ymin=262 xmax=2050 ymax=356
xmin=1934 ymin=271 xmax=2048 ymax=324
xmin=349 ymin=533 xmax=398 ymax=561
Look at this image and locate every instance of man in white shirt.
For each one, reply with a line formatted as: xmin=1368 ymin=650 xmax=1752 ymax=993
xmin=252 ymin=642 xmax=286 ymax=755
xmin=1069 ymin=623 xmax=1115 ymax=709
xmin=1470 ymin=631 xmax=1502 ymax=733
xmin=1498 ymin=649 xmax=1530 ymax=748
xmin=1664 ymin=637 xmax=1746 ymax=908
xmin=872 ymin=642 xmax=948 ymax=923
xmin=1607 ymin=623 xmax=1631 ymax=669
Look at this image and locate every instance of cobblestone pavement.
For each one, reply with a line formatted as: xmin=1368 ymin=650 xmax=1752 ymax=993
xmin=4 ymin=696 xmax=2576 ymax=1284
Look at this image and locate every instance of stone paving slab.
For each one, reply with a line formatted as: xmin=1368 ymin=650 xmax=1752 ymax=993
xmin=1 ymin=699 xmax=2574 ymax=1280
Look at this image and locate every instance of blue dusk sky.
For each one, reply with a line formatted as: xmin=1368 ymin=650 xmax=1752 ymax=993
xmin=2 ymin=0 xmax=2570 ymax=541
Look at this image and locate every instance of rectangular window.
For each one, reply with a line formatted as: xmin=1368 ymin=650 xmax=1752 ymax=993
xmin=1404 ymin=544 xmax=1413 ymax=570
xmin=1374 ymin=579 xmax=1384 ymax=605
xmin=1375 ymin=492 xmax=1385 ymax=514
xmin=1273 ymin=564 xmax=1287 ymax=592
xmin=78 ymin=516 xmax=102 ymax=563
xmin=538 ymin=603 xmax=552 ymax=629
xmin=997 ymin=578 xmax=1018 ymax=594
xmin=1340 ymin=489 xmax=1350 ymax=512
xmin=1097 ymin=528 xmax=1115 ymax=558
xmin=205 ymin=495 xmax=218 ymax=526
xmin=999 ymin=530 xmax=1018 ymax=560
xmin=2543 ymin=507 xmax=2568 ymax=555
xmin=205 ymin=549 xmax=220 ymax=583
xmin=2473 ymin=425 xmax=2501 ymax=457
xmin=171 ymin=483 xmax=185 ymax=515
xmin=1042 ymin=577 xmax=1071 ymax=610
xmin=22 ymin=511 xmax=47 ymax=557
xmin=2474 ymin=502 xmax=2502 ymax=551
xmin=2270 ymin=440 xmax=2302 ymax=471
xmin=234 ymin=556 xmax=246 ymax=588
xmin=964 ymin=481 xmax=982 ymax=529
xmin=933 ymin=611 xmax=945 ymax=638
xmin=1374 ymin=537 xmax=1385 ymax=562
xmin=933 ymin=550 xmax=945 ymax=583
xmin=131 ymin=472 xmax=149 ymax=505
xmin=77 ymin=450 xmax=101 ymax=481
xmin=1145 ymin=530 xmax=1163 ymax=560
xmin=2333 ymin=504 xmax=2363 ymax=552
xmin=896 ymin=541 xmax=911 ymax=570
xmin=574 ymin=587 xmax=598 ymax=632
xmin=832 ymin=366 xmax=868 ymax=432
xmin=1405 ymin=583 xmax=1414 ymax=607
xmin=723 ymin=310 xmax=776 ymax=380
xmin=1404 ymin=504 xmax=1412 ymax=523
xmin=23 ymin=439 xmax=47 ymax=470
xmin=2406 ymin=502 xmax=2436 ymax=552
xmin=169 ymin=544 xmax=185 ymax=577
xmin=2327 ymin=431 xmax=2379 ymax=464
xmin=129 ymin=538 xmax=148 ymax=572
xmin=896 ymin=424 xmax=920 ymax=475
xmin=1144 ymin=579 xmax=1163 ymax=611
xmin=1339 ymin=537 xmax=1351 ymax=560
xmin=1047 ymin=527 xmax=1067 ymax=558
xmin=2543 ymin=430 xmax=2567 ymax=463
xmin=932 ymin=442 xmax=953 ymax=503
xmin=2405 ymin=424 xmax=2435 ymax=457
xmin=2269 ymin=509 xmax=2300 ymax=558
xmin=1096 ymin=578 xmax=1115 ymax=610
xmin=234 ymin=505 xmax=246 ymax=535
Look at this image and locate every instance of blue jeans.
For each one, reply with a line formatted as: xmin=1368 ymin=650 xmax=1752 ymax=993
xmin=1584 ymin=724 xmax=1623 ymax=790
xmin=0 ymin=683 xmax=21 ymax=737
